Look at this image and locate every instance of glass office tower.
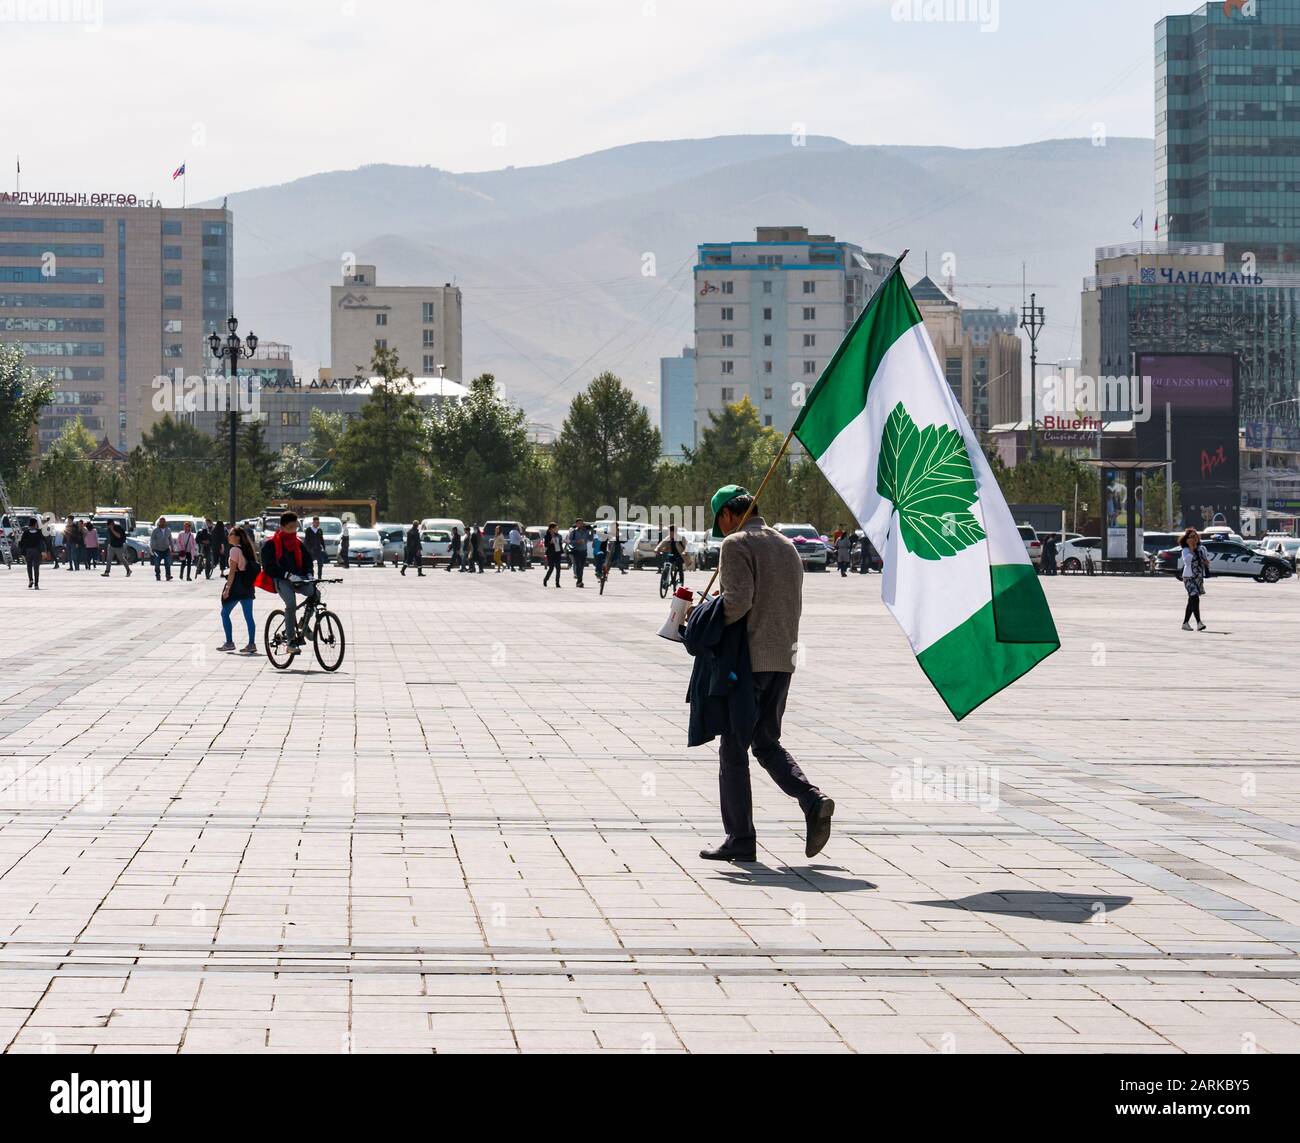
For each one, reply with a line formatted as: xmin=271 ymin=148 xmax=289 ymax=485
xmin=1157 ymin=1 xmax=1300 ymax=269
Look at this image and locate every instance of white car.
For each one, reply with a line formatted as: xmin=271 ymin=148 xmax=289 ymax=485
xmin=1200 ymin=526 xmax=1245 ymax=544
xmin=683 ymin=530 xmax=709 ymax=571
xmin=1017 ymin=525 xmax=1042 ymax=566
xmin=632 ymin=526 xmax=665 ymax=568
xmin=343 ymin=526 xmax=384 ymax=566
xmin=1260 ymin=535 xmax=1300 ymax=572
xmin=774 ymin=524 xmax=830 ymax=571
xmin=157 ymin=514 xmax=202 ymax=537
xmin=1056 ymin=536 xmax=1101 ymax=572
xmin=420 ymin=529 xmax=454 ymax=565
xmin=1156 ymin=539 xmax=1294 ymax=583
xmin=420 ymin=517 xmax=466 ymax=538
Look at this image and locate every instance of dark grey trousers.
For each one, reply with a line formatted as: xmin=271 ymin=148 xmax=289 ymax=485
xmin=718 ymin=671 xmax=822 ymax=846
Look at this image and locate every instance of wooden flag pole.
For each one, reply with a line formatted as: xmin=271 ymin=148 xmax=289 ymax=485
xmin=692 ymin=248 xmax=909 ymax=602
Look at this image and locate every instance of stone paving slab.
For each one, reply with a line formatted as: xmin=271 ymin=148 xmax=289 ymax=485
xmin=1 ymin=562 xmax=1298 ymax=1052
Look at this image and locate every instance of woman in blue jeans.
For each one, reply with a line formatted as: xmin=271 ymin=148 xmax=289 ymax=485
xmin=218 ymin=525 xmax=259 ymax=654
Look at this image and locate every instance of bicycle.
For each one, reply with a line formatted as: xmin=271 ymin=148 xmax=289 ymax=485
xmin=659 ymin=557 xmax=683 ymax=599
xmin=264 ymin=577 xmax=346 ymax=672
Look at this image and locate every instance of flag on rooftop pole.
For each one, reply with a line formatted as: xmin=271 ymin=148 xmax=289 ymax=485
xmin=172 ymin=162 xmax=185 ymax=180
xmin=791 ymin=260 xmax=1059 ymax=720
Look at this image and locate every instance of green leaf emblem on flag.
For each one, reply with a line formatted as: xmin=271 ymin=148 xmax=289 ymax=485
xmin=876 ymin=402 xmax=986 ymax=561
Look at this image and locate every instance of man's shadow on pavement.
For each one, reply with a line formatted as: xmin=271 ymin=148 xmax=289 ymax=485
xmin=711 ymin=864 xmax=877 ymax=893
xmin=915 ymin=890 xmax=1133 ymax=924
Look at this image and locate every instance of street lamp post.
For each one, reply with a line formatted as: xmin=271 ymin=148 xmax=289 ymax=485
xmin=208 ymin=316 xmax=258 ymax=525
xmin=1260 ymin=397 xmax=1300 ymax=537
xmin=1020 ymin=294 xmax=1045 ymax=462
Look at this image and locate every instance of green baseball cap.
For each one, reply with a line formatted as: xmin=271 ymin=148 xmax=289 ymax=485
xmin=710 ymin=484 xmax=751 ymax=538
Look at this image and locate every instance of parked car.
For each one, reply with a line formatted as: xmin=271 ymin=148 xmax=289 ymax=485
xmin=632 ymin=526 xmax=665 ymax=569
xmin=420 ymin=517 xmax=466 ymax=538
xmin=1039 ymin=531 xmax=1082 ymax=547
xmin=774 ymin=523 xmax=830 ymax=571
xmin=376 ymin=523 xmax=408 ymax=565
xmin=92 ymin=506 xmax=136 ymax=537
xmin=693 ymin=534 xmax=723 ymax=571
xmin=1155 ymin=540 xmax=1293 ymax=583
xmin=1140 ymin=531 xmax=1180 ymax=572
xmin=1200 ymin=526 xmax=1245 ymax=544
xmin=420 ymin=529 xmax=454 ymax=565
xmin=482 ymin=520 xmax=524 ymax=547
xmin=156 ymin=514 xmax=203 ymax=537
xmin=343 ymin=526 xmax=384 ymax=566
xmin=1057 ymin=536 xmax=1101 ymax=572
xmin=1 ymin=509 xmax=40 ymax=553
xmin=1260 ymin=535 xmax=1300 ymax=572
xmin=1 ymin=509 xmax=42 ymax=562
xmin=235 ymin=518 xmax=264 ymax=546
xmin=1017 ymin=525 xmax=1042 ymax=567
xmin=523 ymin=527 xmax=546 ymax=566
xmin=121 ymin=533 xmax=147 ymax=563
xmin=684 ymin=530 xmax=710 ymax=571
xmin=530 ymin=524 xmax=571 ymax=567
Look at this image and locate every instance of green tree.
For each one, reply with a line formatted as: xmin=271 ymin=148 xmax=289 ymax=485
xmin=518 ymin=444 xmax=562 ymax=525
xmin=426 ymin=373 xmax=531 ymax=521
xmin=1142 ymin=470 xmax=1182 ymax=532
xmin=274 ymin=444 xmax=318 ymax=485
xmin=389 ymin=456 xmax=434 ymax=523
xmin=666 ymin=397 xmax=785 ymax=511
xmin=785 ymin=458 xmax=853 ymax=533
xmin=142 ymin=415 xmax=216 ymax=465
xmin=305 ymin=407 xmax=345 ymax=461
xmin=986 ymin=450 xmax=1094 ymax=512
xmin=239 ymin=417 xmax=278 ymax=494
xmin=332 ymin=346 xmax=425 ymax=515
xmin=552 ymin=372 xmax=661 ymax=517
xmin=48 ymin=415 xmax=98 ymax=461
xmin=0 ymin=343 xmax=51 ymax=480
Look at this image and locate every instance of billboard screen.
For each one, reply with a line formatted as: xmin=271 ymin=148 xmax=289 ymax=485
xmin=1143 ymin=355 xmax=1235 ymax=413
xmin=1135 ymin=354 xmax=1240 ymax=532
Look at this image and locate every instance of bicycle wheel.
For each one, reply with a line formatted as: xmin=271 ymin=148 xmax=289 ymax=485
xmin=313 ymin=610 xmax=346 ymax=672
xmin=264 ymin=610 xmax=295 ymax=670
xmin=659 ymin=566 xmax=670 ymax=598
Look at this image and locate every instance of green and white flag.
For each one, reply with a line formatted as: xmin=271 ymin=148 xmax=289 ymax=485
xmin=792 ymin=266 xmax=1059 ymax=720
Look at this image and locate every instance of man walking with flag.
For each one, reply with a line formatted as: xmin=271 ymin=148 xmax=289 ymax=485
xmin=695 ymin=484 xmax=835 ymax=864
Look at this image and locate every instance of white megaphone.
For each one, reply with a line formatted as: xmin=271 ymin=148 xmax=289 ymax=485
xmin=658 ymin=586 xmax=696 ymax=642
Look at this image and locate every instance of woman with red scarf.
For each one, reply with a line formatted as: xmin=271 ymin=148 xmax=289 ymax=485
xmin=257 ymin=512 xmax=319 ymax=652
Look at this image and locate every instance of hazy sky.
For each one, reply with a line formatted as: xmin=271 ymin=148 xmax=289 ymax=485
xmin=4 ymin=0 xmax=1195 ymax=199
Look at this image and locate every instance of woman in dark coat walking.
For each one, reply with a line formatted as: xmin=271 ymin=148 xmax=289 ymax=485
xmin=542 ymin=522 xmax=564 ymax=588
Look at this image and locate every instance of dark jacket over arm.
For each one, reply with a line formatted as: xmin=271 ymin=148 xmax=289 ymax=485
xmin=681 ymin=594 xmax=757 ymax=749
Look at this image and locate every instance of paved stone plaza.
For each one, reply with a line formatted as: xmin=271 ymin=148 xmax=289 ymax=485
xmin=0 ymin=561 xmax=1298 ymax=1054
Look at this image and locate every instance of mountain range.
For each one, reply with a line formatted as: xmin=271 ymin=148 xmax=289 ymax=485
xmin=213 ymin=133 xmax=1156 ymax=429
